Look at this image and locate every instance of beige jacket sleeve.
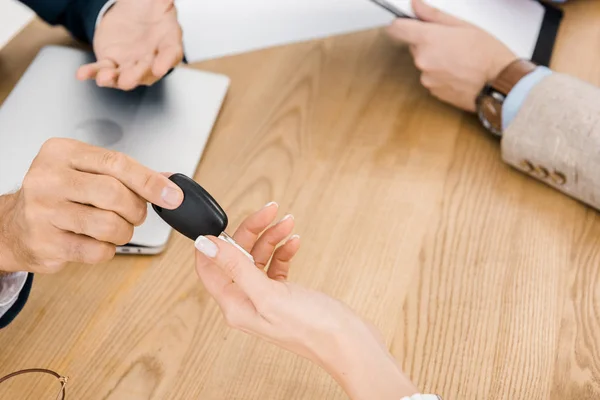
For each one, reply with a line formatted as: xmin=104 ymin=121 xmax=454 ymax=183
xmin=501 ymin=73 xmax=600 ymax=209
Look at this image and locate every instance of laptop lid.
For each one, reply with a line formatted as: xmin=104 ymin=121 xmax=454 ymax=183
xmin=0 ymin=45 xmax=230 ymax=249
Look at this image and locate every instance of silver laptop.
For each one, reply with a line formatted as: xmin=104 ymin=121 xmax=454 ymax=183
xmin=0 ymin=45 xmax=230 ymax=255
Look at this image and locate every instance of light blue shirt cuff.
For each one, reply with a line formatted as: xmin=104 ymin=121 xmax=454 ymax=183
xmin=502 ymin=66 xmax=553 ymax=130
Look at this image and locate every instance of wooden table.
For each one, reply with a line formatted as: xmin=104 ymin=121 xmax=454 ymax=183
xmin=1 ymin=3 xmax=599 ymax=399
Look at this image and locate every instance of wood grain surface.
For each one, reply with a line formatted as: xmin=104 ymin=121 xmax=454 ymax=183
xmin=1 ymin=2 xmax=599 ymax=399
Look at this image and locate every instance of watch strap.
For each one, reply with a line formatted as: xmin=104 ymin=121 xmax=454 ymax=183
xmin=491 ymin=59 xmax=538 ymax=96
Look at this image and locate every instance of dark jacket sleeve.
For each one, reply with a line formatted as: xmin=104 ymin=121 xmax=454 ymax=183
xmin=0 ymin=274 xmax=34 ymax=329
xmin=18 ymin=0 xmax=110 ymax=44
xmin=0 ymin=1 xmax=107 ymax=329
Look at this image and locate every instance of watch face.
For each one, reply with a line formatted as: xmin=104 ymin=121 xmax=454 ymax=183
xmin=477 ymin=87 xmax=504 ymax=136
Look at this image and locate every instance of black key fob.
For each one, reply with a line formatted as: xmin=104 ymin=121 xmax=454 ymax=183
xmin=152 ymin=174 xmax=228 ymax=240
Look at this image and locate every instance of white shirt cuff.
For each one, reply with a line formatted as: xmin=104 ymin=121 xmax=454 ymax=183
xmin=0 ymin=272 xmax=29 ymax=319
xmin=95 ymin=0 xmax=118 ymax=30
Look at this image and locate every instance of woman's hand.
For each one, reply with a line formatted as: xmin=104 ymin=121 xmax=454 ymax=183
xmin=194 ymin=203 xmax=418 ymax=400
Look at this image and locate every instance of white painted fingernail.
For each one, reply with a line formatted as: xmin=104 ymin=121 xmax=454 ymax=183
xmin=263 ymin=201 xmax=279 ymax=209
xmin=195 ymin=236 xmax=218 ymax=258
xmin=287 ymin=234 xmax=300 ymax=243
xmin=279 ymin=214 xmax=294 ymax=223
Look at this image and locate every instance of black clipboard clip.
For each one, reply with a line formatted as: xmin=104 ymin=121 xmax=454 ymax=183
xmin=532 ymin=1 xmax=564 ymax=67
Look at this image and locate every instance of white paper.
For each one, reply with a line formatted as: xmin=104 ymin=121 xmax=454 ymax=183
xmin=0 ymin=0 xmax=546 ymax=65
xmin=177 ymin=0 xmax=545 ymax=62
xmin=388 ymin=0 xmax=545 ymax=59
xmin=176 ymin=0 xmax=395 ymax=62
xmin=0 ymin=0 xmax=33 ymax=51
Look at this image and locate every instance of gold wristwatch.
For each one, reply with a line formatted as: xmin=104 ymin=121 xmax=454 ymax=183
xmin=476 ymin=59 xmax=538 ymax=137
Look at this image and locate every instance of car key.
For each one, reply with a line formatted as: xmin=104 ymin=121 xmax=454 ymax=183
xmin=151 ymin=174 xmax=254 ymax=262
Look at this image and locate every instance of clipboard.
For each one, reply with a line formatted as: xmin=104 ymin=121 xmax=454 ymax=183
xmin=368 ymin=0 xmax=564 ymax=67
xmin=532 ymin=1 xmax=564 ymax=67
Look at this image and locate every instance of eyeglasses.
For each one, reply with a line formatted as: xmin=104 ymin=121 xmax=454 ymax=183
xmin=0 ymin=368 xmax=68 ymax=400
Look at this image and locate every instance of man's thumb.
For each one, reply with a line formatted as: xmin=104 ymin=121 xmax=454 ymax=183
xmin=411 ymin=0 xmax=462 ymax=25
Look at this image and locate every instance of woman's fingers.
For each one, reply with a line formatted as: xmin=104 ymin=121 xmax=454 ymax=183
xmin=267 ymin=235 xmax=301 ymax=281
xmin=195 ymin=245 xmax=232 ymax=298
xmin=232 ymin=202 xmax=279 ymax=251
xmin=251 ymin=214 xmax=295 ymax=269
xmin=195 ymin=235 xmax=272 ymax=302
xmin=195 ymin=248 xmax=267 ymax=332
xmin=195 ymin=242 xmax=255 ymax=316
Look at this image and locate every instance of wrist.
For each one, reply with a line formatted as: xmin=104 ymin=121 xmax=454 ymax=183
xmin=95 ymin=0 xmax=118 ymax=31
xmin=0 ymin=193 xmax=23 ymax=273
xmin=319 ymin=321 xmax=418 ymax=400
xmin=477 ymin=58 xmax=538 ymax=136
xmin=487 ymin=53 xmax=519 ymax=83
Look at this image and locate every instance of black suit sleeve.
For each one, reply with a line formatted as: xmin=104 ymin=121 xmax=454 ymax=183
xmin=18 ymin=0 xmax=110 ymax=44
xmin=0 ymin=274 xmax=34 ymax=329
xmin=1 ymin=0 xmax=109 ymax=329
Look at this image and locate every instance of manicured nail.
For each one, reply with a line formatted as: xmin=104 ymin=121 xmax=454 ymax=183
xmin=161 ymin=186 xmax=183 ymax=207
xmin=263 ymin=201 xmax=279 ymax=209
xmin=287 ymin=234 xmax=300 ymax=243
xmin=195 ymin=236 xmax=218 ymax=258
xmin=279 ymin=214 xmax=294 ymax=224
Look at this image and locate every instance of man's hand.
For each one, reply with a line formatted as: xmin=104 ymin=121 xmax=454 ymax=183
xmin=386 ymin=0 xmax=517 ymax=112
xmin=77 ymin=0 xmax=184 ymax=91
xmin=0 ymin=138 xmax=183 ymax=274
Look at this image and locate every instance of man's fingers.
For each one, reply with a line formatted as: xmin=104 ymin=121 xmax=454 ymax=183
xmin=232 ymin=202 xmax=279 ymax=252
xmin=267 ymin=235 xmax=301 ymax=282
xmin=411 ymin=0 xmax=462 ymax=25
xmin=96 ymin=68 xmax=119 ymax=88
xmin=251 ymin=214 xmax=294 ymax=269
xmin=60 ymin=232 xmax=116 ymax=265
xmin=65 ymin=171 xmax=147 ymax=226
xmin=153 ymin=43 xmax=184 ymax=78
xmin=52 ymin=203 xmax=134 ymax=246
xmin=387 ymin=0 xmax=463 ymax=44
xmin=69 ymin=142 xmax=183 ymax=209
xmin=195 ymin=236 xmax=272 ymax=302
xmin=76 ymin=64 xmax=98 ymax=81
xmin=118 ymin=59 xmax=153 ymax=91
xmin=386 ymin=19 xmax=429 ymax=45
xmin=76 ymin=59 xmax=117 ymax=81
